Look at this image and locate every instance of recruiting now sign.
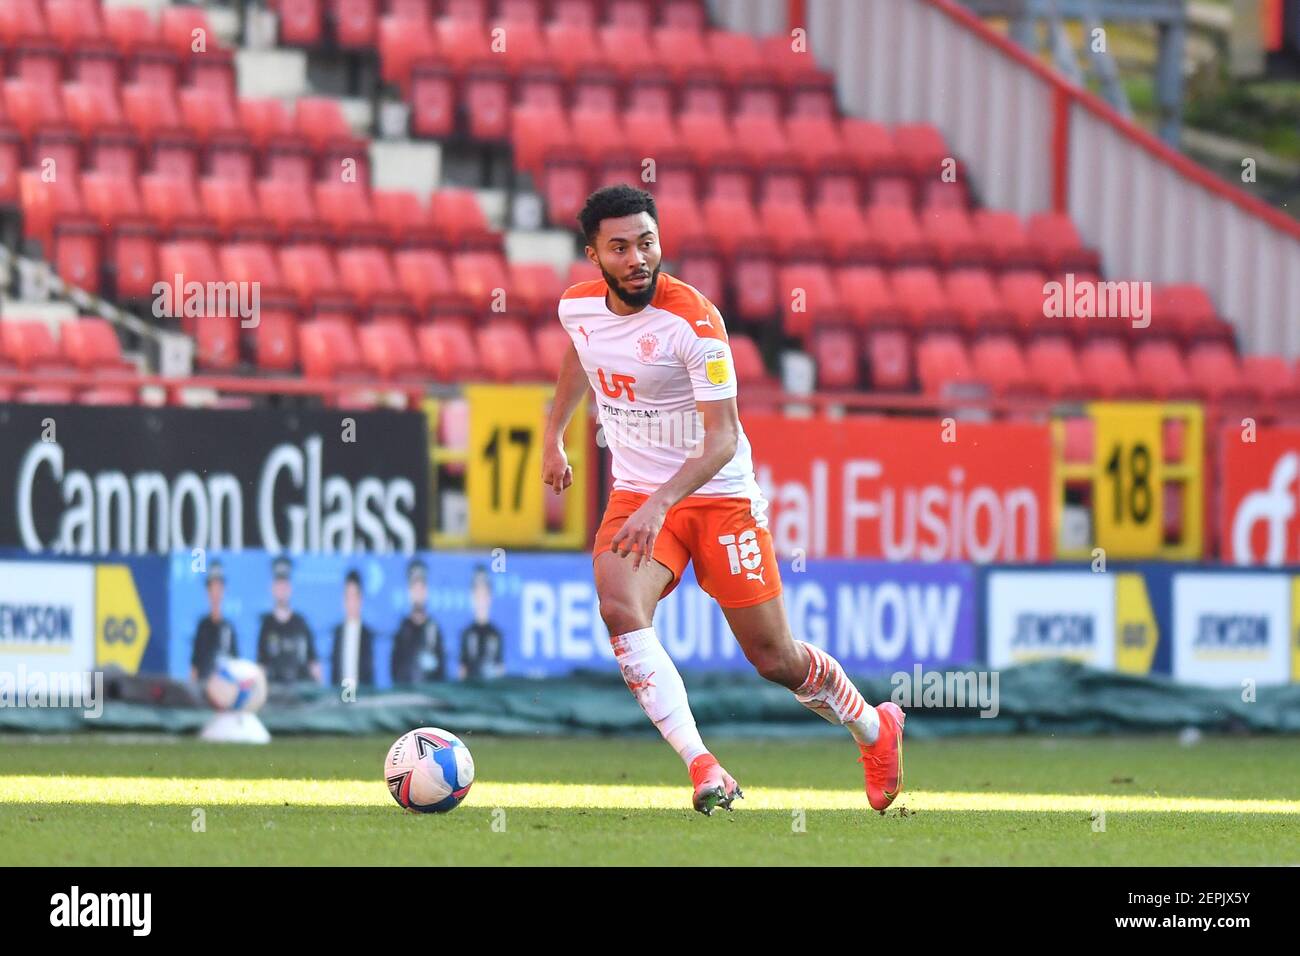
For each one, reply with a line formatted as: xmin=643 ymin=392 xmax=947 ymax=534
xmin=0 ymin=405 xmax=428 ymax=556
xmin=745 ymin=416 xmax=1053 ymax=561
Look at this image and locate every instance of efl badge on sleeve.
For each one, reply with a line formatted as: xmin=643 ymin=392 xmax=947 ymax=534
xmin=705 ymin=350 xmax=731 ymax=385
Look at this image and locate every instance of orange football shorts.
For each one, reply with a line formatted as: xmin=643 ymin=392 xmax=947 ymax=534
xmin=592 ymin=489 xmax=783 ymax=608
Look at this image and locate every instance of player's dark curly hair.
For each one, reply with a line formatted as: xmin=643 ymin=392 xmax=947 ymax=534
xmin=577 ymin=184 xmax=658 ymax=244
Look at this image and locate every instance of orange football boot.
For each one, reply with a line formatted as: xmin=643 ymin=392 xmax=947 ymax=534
xmin=859 ymin=702 xmax=905 ymax=813
xmin=689 ymin=753 xmax=742 ymax=815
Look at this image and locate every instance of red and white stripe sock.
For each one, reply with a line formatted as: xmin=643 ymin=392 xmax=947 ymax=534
xmin=794 ymin=641 xmax=880 ymax=745
xmin=611 ymin=626 xmax=709 ymax=767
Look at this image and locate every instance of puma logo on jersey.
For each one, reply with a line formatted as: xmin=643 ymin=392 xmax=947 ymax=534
xmin=694 ymin=318 xmax=712 ymax=328
xmin=578 ymin=325 xmax=593 ymax=346
xmin=746 ymin=567 xmax=766 ymax=585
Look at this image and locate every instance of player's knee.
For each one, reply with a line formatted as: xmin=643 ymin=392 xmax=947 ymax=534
xmin=598 ymin=596 xmax=646 ymax=637
xmin=748 ymin=643 xmax=805 ymax=688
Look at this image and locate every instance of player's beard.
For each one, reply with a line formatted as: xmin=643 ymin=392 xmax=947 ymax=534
xmin=601 ymin=261 xmax=660 ymax=310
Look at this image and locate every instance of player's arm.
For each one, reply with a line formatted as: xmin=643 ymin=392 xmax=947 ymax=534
xmin=542 ymin=339 xmax=587 ymax=494
xmin=609 ymin=397 xmax=739 ymax=569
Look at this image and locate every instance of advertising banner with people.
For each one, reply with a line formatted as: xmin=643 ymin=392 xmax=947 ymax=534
xmin=744 ymin=415 xmax=1053 ymax=562
xmin=0 ymin=405 xmax=428 ymax=556
xmin=166 ymin=551 xmax=979 ymax=686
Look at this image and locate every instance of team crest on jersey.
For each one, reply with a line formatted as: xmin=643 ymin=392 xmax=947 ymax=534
xmin=634 ymin=332 xmax=661 ymax=363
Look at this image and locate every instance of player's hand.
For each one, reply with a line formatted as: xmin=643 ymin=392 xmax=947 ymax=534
xmin=610 ymin=497 xmax=667 ymax=571
xmin=542 ymin=443 xmax=572 ymax=495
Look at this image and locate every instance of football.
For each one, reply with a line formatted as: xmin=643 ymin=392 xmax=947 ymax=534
xmin=204 ymin=659 xmax=268 ymax=713
xmin=385 ymin=728 xmax=475 ymax=813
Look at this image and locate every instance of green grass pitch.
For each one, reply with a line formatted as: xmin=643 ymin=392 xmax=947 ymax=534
xmin=2 ymin=734 xmax=1297 ymax=866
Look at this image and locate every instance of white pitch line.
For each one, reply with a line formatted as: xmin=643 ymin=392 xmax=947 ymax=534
xmin=2 ymin=776 xmax=1298 ymax=815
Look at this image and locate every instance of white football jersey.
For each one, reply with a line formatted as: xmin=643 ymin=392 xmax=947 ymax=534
xmin=558 ymin=272 xmax=768 ymax=524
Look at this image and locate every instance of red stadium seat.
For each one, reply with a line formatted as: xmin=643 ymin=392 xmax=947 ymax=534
xmin=511 ymin=104 xmax=573 ymax=176
xmin=700 ymin=195 xmax=764 ymax=263
xmin=1025 ymin=337 xmax=1088 ymax=399
xmin=866 ymin=329 xmax=913 ymax=391
xmin=314 ymin=181 xmax=384 ymax=243
xmin=201 ymin=178 xmax=272 ymax=241
xmin=810 ymin=325 xmax=861 ymax=390
xmin=946 ymin=269 xmax=1014 ymax=334
xmin=218 ymin=241 xmax=293 ymax=303
xmin=160 ymin=7 xmax=235 ymax=92
xmin=2 ymin=321 xmax=75 ymax=373
xmin=893 ymin=124 xmax=950 ymax=180
xmin=358 ymin=320 xmax=423 ymax=381
xmin=277 ymin=0 xmax=324 ymax=46
xmin=839 ymin=119 xmax=909 ymax=179
xmin=193 ymin=311 xmax=241 ymax=371
xmin=299 ymin=318 xmax=367 ymax=379
xmin=677 ymin=110 xmax=744 ymax=171
xmin=971 ymin=336 xmax=1038 ymax=396
xmin=60 ymin=318 xmax=133 ymax=376
xmin=478 ymin=320 xmax=545 ymax=382
xmin=1026 ymin=212 xmax=1102 ymax=274
xmin=920 ymin=207 xmax=989 ymax=269
xmin=812 ymin=201 xmax=881 ymax=264
xmin=867 ymin=205 xmax=931 ymax=266
xmin=730 ymin=112 xmax=798 ymax=172
xmin=416 ymin=320 xmax=484 ymax=382
xmin=178 ymin=86 xmax=244 ymax=146
xmin=251 ymin=309 xmax=298 ymax=372
xmin=777 ymin=263 xmax=844 ymax=337
xmin=868 ymin=176 xmax=915 ymax=209
xmin=891 ymin=267 xmax=956 ymax=330
xmin=832 ymin=265 xmax=904 ymax=332
xmin=757 ymin=197 xmax=825 ymax=261
xmin=429 ymin=189 xmax=497 ymax=250
xmin=507 ymin=262 xmax=565 ymax=323
xmin=372 ymin=190 xmax=440 ymax=247
xmin=332 ymin=0 xmax=379 ymax=48
xmin=141 ymin=175 xmax=214 ymax=238
xmin=835 ymin=266 xmax=905 ymax=329
xmin=1186 ymin=342 xmax=1253 ymax=401
xmin=0 ymin=0 xmax=50 ymax=46
xmin=1132 ymin=340 xmax=1197 ymax=400
xmin=378 ymin=15 xmax=437 ymax=95
xmin=336 ymin=246 xmax=408 ymax=313
xmin=394 ymin=249 xmax=461 ymax=315
xmin=729 ymin=258 xmax=778 ymax=323
xmin=998 ymin=270 xmax=1050 ymax=337
xmin=453 ymin=251 xmax=512 ymax=314
xmin=280 ymin=244 xmax=353 ymax=312
xmin=916 ymin=333 xmax=982 ymax=397
xmin=1241 ymin=355 xmax=1300 ymax=402
xmin=80 ymin=172 xmax=158 ymax=298
xmin=534 ymin=323 xmax=573 ymax=379
xmin=976 ymin=210 xmax=1039 ymax=271
xmin=650 ymin=27 xmax=713 ymax=88
xmin=256 ymin=178 xmax=326 ymax=241
xmin=1151 ymin=283 xmax=1230 ymax=343
xmin=1078 ymin=340 xmax=1142 ymax=398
